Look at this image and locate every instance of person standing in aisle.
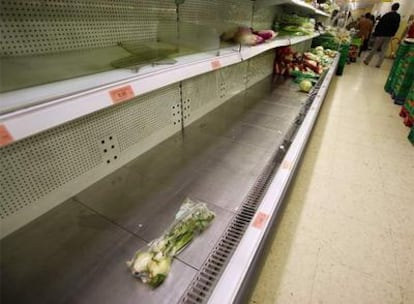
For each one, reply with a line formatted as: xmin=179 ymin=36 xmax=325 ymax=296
xmin=364 ymin=3 xmax=401 ymax=68
xmin=358 ymin=13 xmax=374 ymax=56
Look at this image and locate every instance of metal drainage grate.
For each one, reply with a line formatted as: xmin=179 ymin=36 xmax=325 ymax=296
xmin=180 ymin=70 xmax=330 ymax=303
xmin=180 ymin=153 xmax=280 ymax=304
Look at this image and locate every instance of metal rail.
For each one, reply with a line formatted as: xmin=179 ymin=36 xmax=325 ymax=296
xmin=208 ymin=54 xmax=340 ymax=304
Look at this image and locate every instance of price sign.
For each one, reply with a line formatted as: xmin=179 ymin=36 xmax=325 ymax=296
xmin=252 ymin=212 xmax=269 ymax=230
xmin=211 ymin=60 xmax=221 ymax=70
xmin=0 ymin=124 xmax=14 ymax=147
xmin=282 ymin=160 xmax=292 ymax=170
xmin=109 ymin=85 xmax=135 ymax=104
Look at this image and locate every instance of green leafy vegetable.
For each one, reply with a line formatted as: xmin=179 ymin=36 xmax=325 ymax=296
xmin=127 ymin=198 xmax=215 ymax=288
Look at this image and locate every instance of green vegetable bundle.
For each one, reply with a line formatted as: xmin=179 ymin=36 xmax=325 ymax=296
xmin=126 ymin=198 xmax=215 ymax=287
xmin=279 ymin=14 xmax=309 ymax=26
xmin=277 ymin=13 xmax=315 ymax=37
xmin=291 ymin=70 xmax=319 ymax=83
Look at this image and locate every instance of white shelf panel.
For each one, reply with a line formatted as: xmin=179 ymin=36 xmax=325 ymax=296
xmin=240 ymin=37 xmax=292 ymax=60
xmin=290 ymin=0 xmax=330 ymax=17
xmin=0 ymin=48 xmax=241 ymax=146
xmin=0 ymin=33 xmax=321 ymax=147
xmin=289 ymin=32 xmax=321 ymax=45
xmin=256 ymin=0 xmax=330 ymax=17
xmin=315 ymin=9 xmax=330 ymax=17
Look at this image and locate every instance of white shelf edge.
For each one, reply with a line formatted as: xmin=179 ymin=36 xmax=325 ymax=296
xmin=240 ymin=37 xmax=291 ymax=60
xmin=0 ymin=49 xmax=241 ymax=146
xmin=0 ymin=32 xmax=322 ymax=147
xmin=289 ymin=32 xmax=321 ymax=45
xmin=241 ymin=32 xmax=320 ymax=61
xmin=315 ymin=10 xmax=330 ymax=17
xmin=207 ymin=54 xmax=340 ymax=304
xmin=290 ymin=0 xmax=316 ymax=12
xmin=256 ymin=0 xmax=330 ymax=17
xmin=290 ymin=0 xmax=330 ymax=17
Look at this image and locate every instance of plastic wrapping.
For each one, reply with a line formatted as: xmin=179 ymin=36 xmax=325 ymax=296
xmin=126 ymin=197 xmax=215 ymax=287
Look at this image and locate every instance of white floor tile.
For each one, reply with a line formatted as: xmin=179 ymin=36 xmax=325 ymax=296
xmin=389 ymin=232 xmax=414 ymax=303
xmin=318 ymin=210 xmax=400 ymax=285
xmin=249 ymin=59 xmax=413 ymax=304
xmin=310 ymin=254 xmax=402 ymax=304
xmin=318 ymin=177 xmax=390 ymax=230
xmin=249 ymin=226 xmax=322 ymax=304
xmin=385 ymin=192 xmax=414 ymax=237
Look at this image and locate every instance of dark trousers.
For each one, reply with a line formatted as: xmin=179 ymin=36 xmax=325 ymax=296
xmin=364 ymin=36 xmax=391 ymax=67
xmin=359 ymin=38 xmax=369 ymax=56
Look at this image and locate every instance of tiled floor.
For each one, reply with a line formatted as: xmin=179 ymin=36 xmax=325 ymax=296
xmin=249 ymin=59 xmax=414 ymax=304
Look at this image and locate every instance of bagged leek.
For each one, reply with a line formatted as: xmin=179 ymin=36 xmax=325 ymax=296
xmin=126 ymin=198 xmax=215 ymax=287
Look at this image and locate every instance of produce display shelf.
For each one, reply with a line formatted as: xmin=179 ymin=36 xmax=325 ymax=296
xmin=290 ymin=0 xmax=330 ymax=17
xmin=255 ymin=0 xmax=330 ymax=17
xmin=240 ymin=33 xmax=321 ymax=61
xmin=0 ymin=33 xmax=320 ymax=148
xmin=289 ymin=32 xmax=323 ymax=46
xmin=209 ymin=54 xmax=340 ymax=304
xmin=0 ymin=54 xmax=339 ymax=304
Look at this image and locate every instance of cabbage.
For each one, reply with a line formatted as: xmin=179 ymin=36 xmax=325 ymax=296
xmin=299 ymin=80 xmax=313 ymax=93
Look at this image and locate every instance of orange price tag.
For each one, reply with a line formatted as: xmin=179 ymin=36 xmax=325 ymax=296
xmin=252 ymin=212 xmax=269 ymax=230
xmin=211 ymin=60 xmax=221 ymax=70
xmin=109 ymin=85 xmax=135 ymax=104
xmin=282 ymin=160 xmax=292 ymax=170
xmin=0 ymin=124 xmax=14 ymax=147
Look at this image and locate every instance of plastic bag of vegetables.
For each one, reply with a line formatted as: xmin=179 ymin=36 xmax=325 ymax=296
xmin=126 ymin=198 xmax=215 ymax=287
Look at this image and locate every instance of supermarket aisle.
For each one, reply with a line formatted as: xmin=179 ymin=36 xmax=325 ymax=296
xmin=249 ymin=60 xmax=414 ymax=304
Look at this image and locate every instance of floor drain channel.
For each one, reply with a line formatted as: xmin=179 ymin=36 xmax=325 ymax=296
xmin=180 ymin=158 xmax=280 ymax=303
xmin=180 ymin=71 xmax=329 ymax=303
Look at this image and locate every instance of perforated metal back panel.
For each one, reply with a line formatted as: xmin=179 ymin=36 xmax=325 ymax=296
xmin=182 ymin=61 xmax=249 ymax=126
xmin=247 ymin=50 xmax=275 ymax=87
xmin=219 ymin=61 xmax=249 ymax=97
xmin=0 ymin=0 xmax=176 ymax=56
xmin=179 ymin=0 xmax=253 ymax=32
xmin=0 ymin=85 xmax=180 ymax=223
xmin=182 ymin=50 xmax=274 ymax=128
xmin=182 ymin=70 xmax=221 ymax=126
xmin=292 ymin=39 xmax=313 ymax=54
xmin=252 ymin=5 xmax=277 ymax=30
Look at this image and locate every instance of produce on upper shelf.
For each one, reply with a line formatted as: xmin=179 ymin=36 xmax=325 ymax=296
xmin=126 ymin=198 xmax=215 ymax=287
xmin=275 ymin=46 xmax=337 ymax=93
xmin=276 ymin=14 xmax=316 ymax=37
xmin=324 ymin=26 xmax=351 ymax=44
xmin=279 ymin=14 xmax=309 ymax=27
xmin=220 ymin=26 xmax=278 ymax=46
xmin=299 ymin=0 xmax=339 ymax=13
xmin=317 ymin=0 xmax=340 ymax=14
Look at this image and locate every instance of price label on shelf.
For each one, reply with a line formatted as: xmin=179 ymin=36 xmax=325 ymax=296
xmin=0 ymin=124 xmax=14 ymax=147
xmin=282 ymin=160 xmax=292 ymax=170
xmin=211 ymin=60 xmax=221 ymax=70
xmin=252 ymin=212 xmax=269 ymax=230
xmin=109 ymin=85 xmax=135 ymax=104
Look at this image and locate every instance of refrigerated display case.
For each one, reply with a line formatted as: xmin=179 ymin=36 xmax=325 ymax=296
xmin=0 ymin=1 xmax=337 ymax=303
xmin=385 ymin=41 xmax=414 ymax=104
xmin=400 ymin=78 xmax=414 ymax=128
